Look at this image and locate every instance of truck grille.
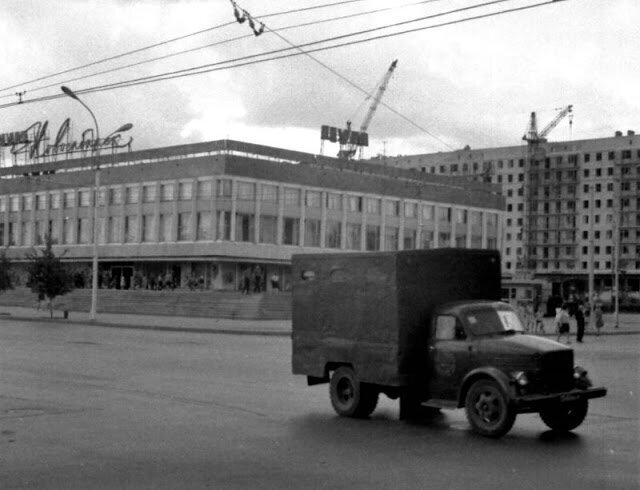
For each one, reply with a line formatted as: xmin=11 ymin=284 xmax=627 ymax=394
xmin=537 ymin=350 xmax=574 ymax=393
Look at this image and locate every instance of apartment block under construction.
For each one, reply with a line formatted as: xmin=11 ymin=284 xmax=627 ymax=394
xmin=381 ymin=128 xmax=640 ymax=307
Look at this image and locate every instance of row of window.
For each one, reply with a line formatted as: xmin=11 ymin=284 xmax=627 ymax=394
xmin=505 ymin=244 xmax=640 ymax=258
xmin=415 ymin=150 xmax=640 ymax=175
xmin=0 ymin=211 xmax=493 ymax=251
xmin=504 ymin=260 xmax=640 ymax=271
xmin=0 ymin=180 xmax=492 ymax=226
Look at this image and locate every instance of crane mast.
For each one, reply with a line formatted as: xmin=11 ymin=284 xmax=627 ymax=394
xmin=338 ymin=59 xmax=398 ymax=159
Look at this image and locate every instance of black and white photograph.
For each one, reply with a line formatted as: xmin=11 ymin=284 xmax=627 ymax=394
xmin=0 ymin=1 xmax=638 ymax=488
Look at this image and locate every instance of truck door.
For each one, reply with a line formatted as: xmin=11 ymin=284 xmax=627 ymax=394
xmin=427 ymin=314 xmax=473 ymax=400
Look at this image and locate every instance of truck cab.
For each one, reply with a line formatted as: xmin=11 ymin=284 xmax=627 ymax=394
xmin=424 ymin=300 xmax=606 ymax=436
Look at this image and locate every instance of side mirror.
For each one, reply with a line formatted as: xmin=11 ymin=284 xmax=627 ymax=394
xmin=455 ymin=326 xmax=467 ymax=340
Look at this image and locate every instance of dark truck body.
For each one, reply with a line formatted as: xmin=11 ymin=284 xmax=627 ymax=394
xmin=292 ymin=249 xmax=606 ymax=437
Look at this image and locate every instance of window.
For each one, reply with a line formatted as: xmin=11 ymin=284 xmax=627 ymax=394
xmin=283 ymin=217 xmax=300 ymax=245
xmin=385 ymin=226 xmax=399 ymax=251
xmin=158 ymin=214 xmax=172 ymax=242
xmin=365 ymin=197 xmax=381 ymax=215
xmin=261 ymin=184 xmax=278 ymax=203
xmin=385 ymin=200 xmax=400 ymax=216
xmin=197 ymin=180 xmax=212 ymax=200
xmin=439 ymin=207 xmax=451 ymax=223
xmin=404 ymin=228 xmax=416 ymax=249
xmin=160 ymin=183 xmax=174 ymax=201
xmin=125 ymin=186 xmax=139 ymax=204
xmin=178 ymin=182 xmax=193 ymax=201
xmin=237 ymin=182 xmax=255 ymax=201
xmin=259 ymin=215 xmax=278 ymax=244
xmin=216 ymin=180 xmax=232 ymax=198
xmin=108 ymin=188 xmax=122 ymax=205
xmin=235 ymin=213 xmax=255 ymax=242
xmin=404 ymin=202 xmax=417 ymax=218
xmin=21 ymin=221 xmax=31 ymax=246
xmin=177 ymin=212 xmax=191 ymax=241
xmin=304 ymin=218 xmax=321 ymax=247
xmin=77 ymin=218 xmax=90 ymax=244
xmin=108 ymin=216 xmax=122 ymax=243
xmin=124 ymin=216 xmax=138 ymax=243
xmin=366 ymin=224 xmax=380 ymax=251
xmin=325 ymin=220 xmax=341 ymax=249
xmin=22 ymin=195 xmax=32 ymax=211
xmin=421 ymin=229 xmax=434 ymax=249
xmin=142 ymin=215 xmax=156 ymax=242
xmin=347 ymin=196 xmax=362 ymax=212
xmin=64 ymin=191 xmax=76 ymax=208
xmin=326 ymin=193 xmax=342 ymax=210
xmin=79 ymin=190 xmax=91 ymax=207
xmin=305 ymin=190 xmax=321 ymax=208
xmin=196 ymin=212 xmax=211 ymax=240
xmin=346 ymin=223 xmax=361 ymax=250
xmin=142 ymin=184 xmax=156 ymax=203
xmin=284 ymin=188 xmax=301 ymax=206
xmin=422 ymin=205 xmax=434 ymax=221
xmin=216 ymin=211 xmax=231 ymax=240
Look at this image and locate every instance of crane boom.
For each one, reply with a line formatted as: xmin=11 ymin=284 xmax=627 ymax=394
xmin=539 ymin=104 xmax=573 ymax=139
xmin=359 ymin=59 xmax=398 ymax=133
xmin=523 ymin=104 xmax=573 ymax=143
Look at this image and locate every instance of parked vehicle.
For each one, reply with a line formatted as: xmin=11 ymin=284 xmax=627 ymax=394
xmin=291 ymin=249 xmax=607 ymax=438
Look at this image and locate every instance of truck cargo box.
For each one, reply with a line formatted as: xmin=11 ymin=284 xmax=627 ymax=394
xmin=292 ymin=249 xmax=501 ymax=387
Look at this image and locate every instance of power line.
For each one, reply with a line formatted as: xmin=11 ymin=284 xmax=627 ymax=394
xmin=0 ymin=0 xmax=373 ymax=95
xmin=0 ymin=0 xmax=445 ymax=101
xmin=0 ymin=0 xmax=567 ymax=150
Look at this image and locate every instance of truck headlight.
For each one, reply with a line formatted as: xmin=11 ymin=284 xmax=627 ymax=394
xmin=573 ymin=366 xmax=588 ymax=379
xmin=513 ymin=371 xmax=529 ymax=387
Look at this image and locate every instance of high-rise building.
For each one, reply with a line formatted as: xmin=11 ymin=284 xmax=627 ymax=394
xmin=380 ymin=130 xmax=640 ymax=305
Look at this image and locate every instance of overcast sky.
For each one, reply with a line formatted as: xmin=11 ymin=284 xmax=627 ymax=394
xmin=0 ymin=0 xmax=638 ymax=161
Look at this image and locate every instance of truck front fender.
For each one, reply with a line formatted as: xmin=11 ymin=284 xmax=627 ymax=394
xmin=457 ymin=367 xmax=515 ymax=408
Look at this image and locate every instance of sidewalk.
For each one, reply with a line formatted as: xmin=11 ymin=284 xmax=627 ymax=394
xmin=0 ymin=306 xmax=291 ymax=337
xmin=0 ymin=305 xmax=639 ymax=338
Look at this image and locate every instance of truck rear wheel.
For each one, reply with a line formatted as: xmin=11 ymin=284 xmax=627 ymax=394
xmin=329 ymin=366 xmax=378 ymax=418
xmin=540 ymin=399 xmax=588 ymax=432
xmin=465 ymin=379 xmax=515 ymax=438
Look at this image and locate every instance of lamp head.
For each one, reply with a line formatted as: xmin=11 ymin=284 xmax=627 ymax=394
xmin=61 ymin=86 xmax=79 ymax=100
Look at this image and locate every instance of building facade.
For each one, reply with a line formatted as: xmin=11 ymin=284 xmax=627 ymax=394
xmin=380 ymin=130 xmax=640 ymax=305
xmin=0 ymin=139 xmax=503 ymax=292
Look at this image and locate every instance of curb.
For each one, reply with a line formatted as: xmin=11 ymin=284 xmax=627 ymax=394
xmin=0 ymin=313 xmax=292 ymax=338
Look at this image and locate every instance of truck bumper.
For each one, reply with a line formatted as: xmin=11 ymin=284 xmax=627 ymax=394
xmin=513 ymin=387 xmax=607 ymax=413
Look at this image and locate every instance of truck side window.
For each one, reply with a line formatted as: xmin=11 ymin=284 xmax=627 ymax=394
xmin=435 ymin=315 xmax=456 ymax=340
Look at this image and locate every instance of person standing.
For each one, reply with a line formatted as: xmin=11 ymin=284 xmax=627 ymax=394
xmin=594 ymin=303 xmax=604 ymax=337
xmin=555 ymin=304 xmax=571 ymax=344
xmin=270 ymin=272 xmax=280 ymax=292
xmin=575 ymin=302 xmax=586 ymax=343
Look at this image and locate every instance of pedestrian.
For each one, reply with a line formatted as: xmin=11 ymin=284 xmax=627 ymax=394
xmin=575 ymin=302 xmax=585 ymax=343
xmin=270 ymin=272 xmax=280 ymax=292
xmin=242 ymin=272 xmax=251 ymax=295
xmin=555 ymin=304 xmax=571 ymax=344
xmin=534 ymin=303 xmax=545 ymax=335
xmin=594 ymin=303 xmax=604 ymax=337
xmin=253 ymin=270 xmax=262 ymax=293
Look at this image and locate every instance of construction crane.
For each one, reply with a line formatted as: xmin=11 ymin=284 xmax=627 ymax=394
xmin=338 ymin=59 xmax=398 ymax=159
xmin=523 ymin=104 xmax=573 ymax=146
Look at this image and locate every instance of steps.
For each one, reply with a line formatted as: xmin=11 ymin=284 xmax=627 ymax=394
xmin=0 ymin=287 xmax=292 ymax=320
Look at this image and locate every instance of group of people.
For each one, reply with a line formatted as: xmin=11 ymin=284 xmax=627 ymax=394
xmin=554 ymin=302 xmax=604 ymax=344
xmin=241 ymin=268 xmax=280 ymax=294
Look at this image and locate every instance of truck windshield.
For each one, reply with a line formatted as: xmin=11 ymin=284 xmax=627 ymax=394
xmin=464 ymin=308 xmax=525 ymax=336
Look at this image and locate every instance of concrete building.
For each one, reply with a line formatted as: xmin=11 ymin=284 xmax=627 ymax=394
xmin=379 ymin=131 xmax=640 ymax=305
xmin=0 ymin=139 xmax=503 ymax=293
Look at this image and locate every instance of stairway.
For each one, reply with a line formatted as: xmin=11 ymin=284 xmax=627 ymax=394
xmin=0 ymin=287 xmax=292 ymax=320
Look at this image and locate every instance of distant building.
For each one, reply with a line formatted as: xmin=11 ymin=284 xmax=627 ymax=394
xmin=0 ymin=140 xmax=503 ymax=292
xmin=378 ymin=131 xmax=640 ymax=305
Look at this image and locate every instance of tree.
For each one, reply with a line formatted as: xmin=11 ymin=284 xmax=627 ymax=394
xmin=26 ymin=235 xmax=72 ymax=318
xmin=0 ymin=251 xmax=12 ymax=295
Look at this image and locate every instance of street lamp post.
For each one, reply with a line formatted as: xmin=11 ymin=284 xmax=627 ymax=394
xmin=61 ymin=86 xmax=131 ymax=320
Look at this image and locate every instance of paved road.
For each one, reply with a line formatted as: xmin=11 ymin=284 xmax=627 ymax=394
xmin=0 ymin=319 xmax=637 ymax=489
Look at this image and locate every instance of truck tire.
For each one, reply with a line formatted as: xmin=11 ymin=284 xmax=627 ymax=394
xmin=465 ymin=379 xmax=516 ymax=438
xmin=539 ymin=399 xmax=588 ymax=432
xmin=329 ymin=366 xmax=378 ymax=418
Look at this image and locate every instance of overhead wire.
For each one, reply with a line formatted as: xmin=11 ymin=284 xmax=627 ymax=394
xmin=0 ymin=0 xmax=568 ymax=151
xmin=0 ymin=0 xmax=374 ymax=95
xmin=0 ymin=0 xmax=446 ymax=100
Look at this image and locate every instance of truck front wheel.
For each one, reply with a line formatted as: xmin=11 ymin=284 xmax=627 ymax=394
xmin=465 ymin=379 xmax=516 ymax=438
xmin=540 ymin=399 xmax=588 ymax=432
xmin=329 ymin=366 xmax=378 ymax=418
